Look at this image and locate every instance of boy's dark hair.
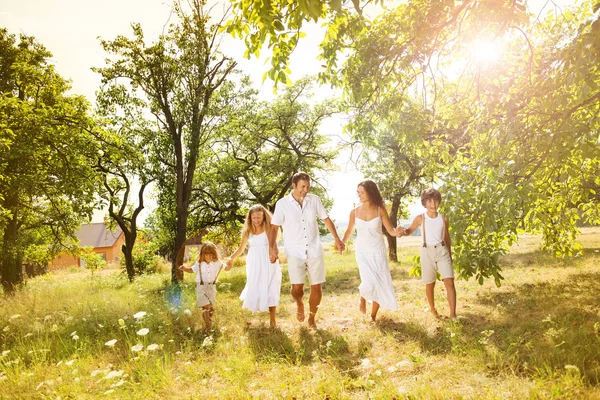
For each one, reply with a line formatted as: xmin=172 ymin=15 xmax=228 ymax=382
xmin=292 ymin=172 xmax=311 ymax=185
xmin=421 ymin=188 xmax=442 ymax=206
xmin=358 ymin=180 xmax=385 ymax=209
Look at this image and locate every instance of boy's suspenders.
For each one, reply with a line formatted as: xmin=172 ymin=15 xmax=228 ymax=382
xmin=422 ymin=213 xmax=446 ymax=248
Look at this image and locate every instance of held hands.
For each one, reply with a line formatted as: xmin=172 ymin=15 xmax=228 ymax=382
xmin=224 ymin=258 xmax=233 ymax=271
xmin=396 ymin=226 xmax=407 ymax=237
xmin=269 ymin=247 xmax=279 ymax=263
xmin=334 ymin=239 xmax=346 ymax=254
xmin=178 ymin=265 xmax=185 ymax=271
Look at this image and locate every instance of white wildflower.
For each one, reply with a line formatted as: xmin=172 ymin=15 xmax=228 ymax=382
xmin=387 ymin=366 xmax=397 ymax=373
xmin=133 ymin=311 xmax=147 ymax=320
xmin=202 ymin=336 xmax=213 ymax=347
xmin=1 ymin=350 xmax=10 ymax=357
xmin=72 ymin=335 xmax=79 ymax=341
xmin=361 ymin=358 xmax=372 ymax=369
xmin=9 ymin=314 xmax=21 ymax=320
xmin=111 ymin=379 xmax=126 ymax=388
xmin=131 ymin=344 xmax=143 ymax=352
xmin=136 ymin=328 xmax=149 ymax=336
xmin=104 ymin=370 xmax=124 ymax=380
xmin=146 ymin=343 xmax=159 ymax=351
xmin=105 ymin=339 xmax=117 ymax=347
xmin=65 ymin=360 xmax=75 ymax=366
xmin=183 ymin=309 xmax=192 ymax=316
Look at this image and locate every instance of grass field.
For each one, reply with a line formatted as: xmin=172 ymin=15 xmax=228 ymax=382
xmin=1 ymin=229 xmax=599 ymax=399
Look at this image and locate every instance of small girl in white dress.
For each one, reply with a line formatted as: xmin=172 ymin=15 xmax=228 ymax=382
xmin=226 ymin=205 xmax=282 ymax=327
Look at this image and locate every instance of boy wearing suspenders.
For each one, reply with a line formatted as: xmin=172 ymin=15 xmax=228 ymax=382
xmin=398 ymin=189 xmax=457 ymax=320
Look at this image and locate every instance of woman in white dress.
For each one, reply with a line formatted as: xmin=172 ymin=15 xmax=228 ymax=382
xmin=341 ymin=180 xmax=399 ymax=321
xmin=226 ymin=205 xmax=282 ymax=327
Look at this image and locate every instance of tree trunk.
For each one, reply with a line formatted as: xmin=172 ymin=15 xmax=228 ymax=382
xmin=122 ymin=241 xmax=135 ymax=282
xmin=1 ymin=195 xmax=23 ymax=294
xmin=385 ymin=197 xmax=401 ymax=262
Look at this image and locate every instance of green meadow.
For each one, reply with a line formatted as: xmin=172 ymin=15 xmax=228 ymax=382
xmin=1 ymin=230 xmax=599 ymax=399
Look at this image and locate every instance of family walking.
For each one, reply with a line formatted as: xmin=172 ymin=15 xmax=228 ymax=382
xmin=181 ymin=172 xmax=457 ymax=330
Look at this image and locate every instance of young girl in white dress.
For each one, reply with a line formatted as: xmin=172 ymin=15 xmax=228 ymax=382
xmin=341 ymin=180 xmax=399 ymax=321
xmin=226 ymin=204 xmax=282 ymax=327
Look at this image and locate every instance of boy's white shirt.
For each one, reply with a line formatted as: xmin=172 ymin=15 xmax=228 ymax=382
xmin=191 ymin=260 xmax=223 ymax=283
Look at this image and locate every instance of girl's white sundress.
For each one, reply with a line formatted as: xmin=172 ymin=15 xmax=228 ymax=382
xmin=239 ymin=232 xmax=282 ymax=312
xmin=354 ymin=210 xmax=399 ymax=310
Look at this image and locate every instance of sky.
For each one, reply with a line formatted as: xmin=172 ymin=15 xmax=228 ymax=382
xmin=0 ymin=0 xmax=576 ymax=225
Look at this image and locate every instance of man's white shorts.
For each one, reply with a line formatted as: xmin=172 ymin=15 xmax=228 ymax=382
xmin=420 ymin=244 xmax=454 ymax=284
xmin=287 ymin=254 xmax=326 ymax=285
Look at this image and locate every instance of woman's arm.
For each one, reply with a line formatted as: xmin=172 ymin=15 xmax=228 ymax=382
xmin=380 ymin=207 xmax=397 ymax=237
xmin=341 ymin=209 xmax=356 ymax=244
xmin=226 ymin=235 xmax=248 ymax=270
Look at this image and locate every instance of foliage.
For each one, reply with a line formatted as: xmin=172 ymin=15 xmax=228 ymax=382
xmin=227 ymin=0 xmax=382 ymax=85
xmin=79 ymin=247 xmax=106 ymax=276
xmin=94 ymin=0 xmax=237 ymax=282
xmin=0 ymin=29 xmax=100 ymax=293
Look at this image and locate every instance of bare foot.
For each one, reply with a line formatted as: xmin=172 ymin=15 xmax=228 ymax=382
xmin=359 ymin=298 xmax=366 ymax=315
xmin=307 ymin=314 xmax=317 ymax=329
xmin=296 ymin=302 xmax=305 ymax=322
xmin=270 ymin=319 xmax=277 ymax=328
xmin=430 ymin=309 xmax=441 ymax=319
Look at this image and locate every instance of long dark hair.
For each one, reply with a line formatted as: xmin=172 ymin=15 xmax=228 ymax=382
xmin=358 ymin=180 xmax=385 ymax=209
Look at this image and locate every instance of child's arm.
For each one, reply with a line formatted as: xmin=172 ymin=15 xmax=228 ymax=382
xmin=225 ymin=236 xmax=248 ymax=271
xmin=399 ymin=215 xmax=423 ymax=237
xmin=444 ymin=215 xmax=453 ymax=262
xmin=178 ymin=264 xmax=194 ymax=273
xmin=341 ymin=209 xmax=356 ymax=245
xmin=380 ymin=207 xmax=398 ymax=237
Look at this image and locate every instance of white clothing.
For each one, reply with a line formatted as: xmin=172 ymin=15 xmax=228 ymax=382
xmin=196 ymin=283 xmax=217 ymax=307
xmin=354 ymin=211 xmax=398 ymax=310
xmin=423 ymin=213 xmax=444 ymax=246
xmin=287 ymin=254 xmax=326 ymax=285
xmin=191 ymin=260 xmax=223 ymax=284
xmin=239 ymin=232 xmax=282 ymax=312
xmin=271 ymin=192 xmax=329 ymax=260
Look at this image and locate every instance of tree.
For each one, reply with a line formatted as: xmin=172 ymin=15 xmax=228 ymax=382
xmin=0 ymin=29 xmax=100 ymax=293
xmin=93 ymin=78 xmax=158 ymax=282
xmin=95 ymin=0 xmax=237 ymax=282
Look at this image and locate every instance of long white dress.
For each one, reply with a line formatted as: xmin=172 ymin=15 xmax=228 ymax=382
xmin=239 ymin=232 xmax=282 ymax=312
xmin=355 ymin=214 xmax=399 ymax=310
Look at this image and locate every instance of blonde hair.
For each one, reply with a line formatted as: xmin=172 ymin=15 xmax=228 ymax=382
xmin=199 ymin=241 xmax=219 ymax=262
xmin=242 ymin=204 xmax=272 ymax=240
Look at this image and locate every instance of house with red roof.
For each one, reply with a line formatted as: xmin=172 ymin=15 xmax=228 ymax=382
xmin=49 ymin=222 xmax=125 ymax=270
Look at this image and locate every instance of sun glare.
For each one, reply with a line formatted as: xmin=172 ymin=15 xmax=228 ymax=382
xmin=471 ymin=39 xmax=501 ymax=64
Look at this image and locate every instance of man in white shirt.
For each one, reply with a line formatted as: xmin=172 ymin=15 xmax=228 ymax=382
xmin=269 ymin=172 xmax=345 ymax=328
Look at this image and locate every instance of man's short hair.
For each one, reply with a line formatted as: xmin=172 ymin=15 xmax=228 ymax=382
xmin=292 ymin=172 xmax=311 ymax=185
xmin=421 ymin=188 xmax=442 ymax=206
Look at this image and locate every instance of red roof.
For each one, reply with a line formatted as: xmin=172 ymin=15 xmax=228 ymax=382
xmin=76 ymin=223 xmax=123 ymax=248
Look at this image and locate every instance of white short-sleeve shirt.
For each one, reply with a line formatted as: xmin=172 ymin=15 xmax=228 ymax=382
xmin=191 ymin=260 xmax=223 ymax=284
xmin=271 ymin=192 xmax=329 ymax=259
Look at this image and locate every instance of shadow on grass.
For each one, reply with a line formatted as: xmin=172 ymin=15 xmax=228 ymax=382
xmin=500 ymin=246 xmax=599 ymax=270
xmin=376 ymin=318 xmax=452 ymax=355
xmin=468 ymin=271 xmax=600 ymax=385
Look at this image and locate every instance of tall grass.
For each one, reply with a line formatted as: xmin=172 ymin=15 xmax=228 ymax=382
xmin=1 ymin=231 xmax=599 ymax=399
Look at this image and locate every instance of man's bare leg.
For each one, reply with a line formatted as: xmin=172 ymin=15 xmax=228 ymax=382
xmin=425 ymin=283 xmax=440 ymax=318
xmin=291 ymin=284 xmax=305 ymax=322
xmin=443 ymin=278 xmax=457 ymax=319
xmin=307 ymin=284 xmax=322 ymax=328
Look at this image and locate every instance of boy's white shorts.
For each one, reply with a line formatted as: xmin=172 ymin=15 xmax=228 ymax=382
xmin=420 ymin=244 xmax=454 ymax=284
xmin=286 ymin=254 xmax=326 ymax=285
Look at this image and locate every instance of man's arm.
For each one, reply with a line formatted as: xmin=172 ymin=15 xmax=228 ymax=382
xmin=323 ymin=217 xmax=344 ymax=252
